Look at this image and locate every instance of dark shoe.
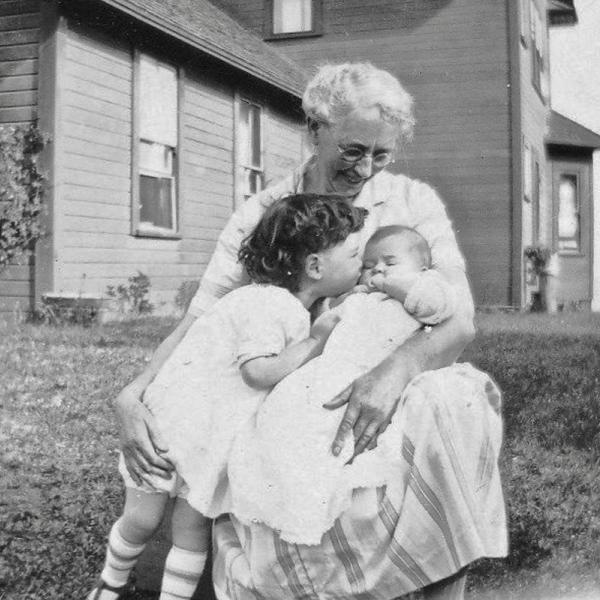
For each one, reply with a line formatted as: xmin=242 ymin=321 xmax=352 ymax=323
xmin=87 ymin=579 xmax=127 ymax=600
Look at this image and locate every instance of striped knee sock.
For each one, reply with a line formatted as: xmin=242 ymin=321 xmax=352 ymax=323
xmin=160 ymin=546 xmax=207 ymax=600
xmin=100 ymin=519 xmax=146 ymax=589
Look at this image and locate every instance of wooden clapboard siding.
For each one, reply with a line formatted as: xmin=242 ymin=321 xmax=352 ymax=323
xmin=42 ymin=6 xmax=303 ymax=312
xmin=263 ymin=105 xmax=305 ymax=186
xmin=0 ymin=254 xmax=35 ymax=316
xmin=0 ymin=0 xmax=40 ymax=125
xmin=178 ymin=69 xmax=236 ymax=281
xmin=56 ymin=21 xmax=133 ymax=295
xmin=213 ymin=0 xmax=514 ymax=305
xmin=0 ymin=0 xmax=40 ymax=314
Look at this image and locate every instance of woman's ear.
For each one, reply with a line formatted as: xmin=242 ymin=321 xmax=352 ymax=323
xmin=304 ymin=253 xmax=323 ymax=280
xmin=306 ymin=117 xmax=321 ymax=146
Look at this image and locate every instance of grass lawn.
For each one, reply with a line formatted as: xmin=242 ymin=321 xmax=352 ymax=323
xmin=1 ymin=312 xmax=600 ymax=599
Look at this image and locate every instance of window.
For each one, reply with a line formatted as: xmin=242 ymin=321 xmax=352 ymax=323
xmin=133 ymin=53 xmax=179 ymax=237
xmin=266 ymin=0 xmax=322 ymax=38
xmin=557 ymin=173 xmax=580 ymax=252
xmin=530 ymin=1 xmax=548 ymax=100
xmin=237 ymin=98 xmax=263 ymax=203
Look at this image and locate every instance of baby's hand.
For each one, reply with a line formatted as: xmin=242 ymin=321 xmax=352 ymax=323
xmin=351 ymin=284 xmax=370 ymax=294
xmin=310 ymin=311 xmax=341 ymax=344
xmin=366 ymin=273 xmax=385 ymax=292
xmin=369 ymin=271 xmax=420 ymax=302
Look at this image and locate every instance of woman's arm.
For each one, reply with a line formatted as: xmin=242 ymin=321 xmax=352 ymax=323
xmin=241 ymin=311 xmax=340 ymax=389
xmin=325 ymin=266 xmax=475 ymax=457
xmin=114 ymin=311 xmax=198 ymax=486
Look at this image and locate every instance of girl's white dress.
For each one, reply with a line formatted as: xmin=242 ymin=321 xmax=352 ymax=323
xmin=228 ymin=291 xmax=430 ymax=544
xmin=121 ymin=284 xmax=310 ymax=517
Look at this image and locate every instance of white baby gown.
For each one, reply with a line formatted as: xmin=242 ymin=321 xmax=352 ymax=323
xmin=228 ymin=292 xmax=426 ymax=544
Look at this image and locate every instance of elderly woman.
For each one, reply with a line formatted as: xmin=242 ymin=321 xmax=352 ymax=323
xmin=115 ymin=63 xmax=507 ymax=599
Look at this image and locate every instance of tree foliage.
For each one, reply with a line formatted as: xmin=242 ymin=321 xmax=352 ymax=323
xmin=0 ymin=123 xmax=47 ymax=269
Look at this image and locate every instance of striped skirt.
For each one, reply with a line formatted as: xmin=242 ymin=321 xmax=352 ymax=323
xmin=212 ymin=363 xmax=508 ymax=600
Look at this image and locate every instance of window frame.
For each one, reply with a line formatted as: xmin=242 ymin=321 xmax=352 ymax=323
xmin=264 ymin=0 xmax=323 ymax=40
xmin=131 ymin=50 xmax=183 ymax=239
xmin=234 ymin=94 xmax=265 ymax=207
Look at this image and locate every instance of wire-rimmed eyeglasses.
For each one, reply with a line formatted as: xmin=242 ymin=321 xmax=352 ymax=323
xmin=337 ymin=145 xmax=395 ymax=168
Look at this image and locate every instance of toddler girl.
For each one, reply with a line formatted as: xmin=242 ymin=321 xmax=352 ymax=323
xmin=87 ymin=193 xmax=367 ymax=600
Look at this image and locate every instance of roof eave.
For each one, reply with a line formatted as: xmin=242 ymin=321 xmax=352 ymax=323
xmin=97 ymin=0 xmax=305 ymax=99
xmin=547 ymin=111 xmax=600 ymax=149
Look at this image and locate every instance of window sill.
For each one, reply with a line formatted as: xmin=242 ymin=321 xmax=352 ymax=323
xmin=134 ymin=227 xmax=181 ymax=240
xmin=264 ymin=30 xmax=322 ymax=41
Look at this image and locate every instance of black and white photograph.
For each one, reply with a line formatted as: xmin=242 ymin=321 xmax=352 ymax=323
xmin=1 ymin=0 xmax=599 ymax=598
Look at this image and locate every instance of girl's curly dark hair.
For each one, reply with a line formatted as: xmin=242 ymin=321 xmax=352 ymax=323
xmin=238 ymin=193 xmax=367 ymax=292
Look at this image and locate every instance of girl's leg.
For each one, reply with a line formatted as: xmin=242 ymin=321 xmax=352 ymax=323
xmin=88 ymin=489 xmax=169 ymax=600
xmin=159 ymin=497 xmax=211 ymax=600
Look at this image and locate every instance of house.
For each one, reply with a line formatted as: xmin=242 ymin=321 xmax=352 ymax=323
xmin=548 ymin=0 xmax=600 ymax=310
xmin=2 ymin=0 xmax=599 ymax=316
xmin=0 ymin=0 xmax=308 ymax=317
xmin=213 ymin=0 xmax=600 ymax=310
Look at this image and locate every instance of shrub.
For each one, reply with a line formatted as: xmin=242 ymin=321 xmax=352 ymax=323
xmin=106 ymin=272 xmax=154 ymax=315
xmin=0 ymin=123 xmax=46 ymax=269
xmin=524 ymin=245 xmax=552 ymax=276
xmin=35 ymin=296 xmax=101 ymax=327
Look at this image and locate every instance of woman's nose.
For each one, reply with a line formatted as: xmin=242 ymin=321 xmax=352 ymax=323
xmin=353 ymin=155 xmax=374 ymax=178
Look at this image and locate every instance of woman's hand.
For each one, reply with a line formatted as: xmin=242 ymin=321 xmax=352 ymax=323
xmin=114 ymin=384 xmax=174 ymax=486
xmin=323 ymin=354 xmax=416 ymax=458
xmin=113 ymin=312 xmax=198 ymax=485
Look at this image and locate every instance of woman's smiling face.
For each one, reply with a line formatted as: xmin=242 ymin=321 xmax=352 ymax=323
xmin=312 ymin=106 xmax=399 ymax=198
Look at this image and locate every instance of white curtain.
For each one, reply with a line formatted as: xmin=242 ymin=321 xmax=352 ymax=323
xmin=273 ymin=0 xmax=312 ymax=33
xmin=139 ymin=54 xmax=178 ymax=147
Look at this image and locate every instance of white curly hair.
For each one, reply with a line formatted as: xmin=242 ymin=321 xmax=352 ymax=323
xmin=302 ymin=62 xmax=415 ymax=141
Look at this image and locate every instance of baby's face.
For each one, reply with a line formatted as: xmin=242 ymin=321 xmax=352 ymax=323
xmin=359 ymin=234 xmax=424 ymax=288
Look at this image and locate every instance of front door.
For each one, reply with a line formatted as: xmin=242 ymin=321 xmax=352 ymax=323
xmin=552 ymin=157 xmax=592 ymax=309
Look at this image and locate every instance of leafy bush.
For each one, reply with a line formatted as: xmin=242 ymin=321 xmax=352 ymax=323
xmin=106 ymin=272 xmax=154 ymax=315
xmin=523 ymin=245 xmax=552 ymax=276
xmin=0 ymin=123 xmax=46 ymax=269
xmin=34 ymin=296 xmax=101 ymax=327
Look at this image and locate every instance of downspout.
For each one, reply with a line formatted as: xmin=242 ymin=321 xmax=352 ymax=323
xmin=506 ymin=0 xmax=524 ymax=307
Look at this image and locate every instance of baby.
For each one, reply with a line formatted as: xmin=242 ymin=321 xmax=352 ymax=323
xmin=228 ymin=224 xmax=457 ymax=545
